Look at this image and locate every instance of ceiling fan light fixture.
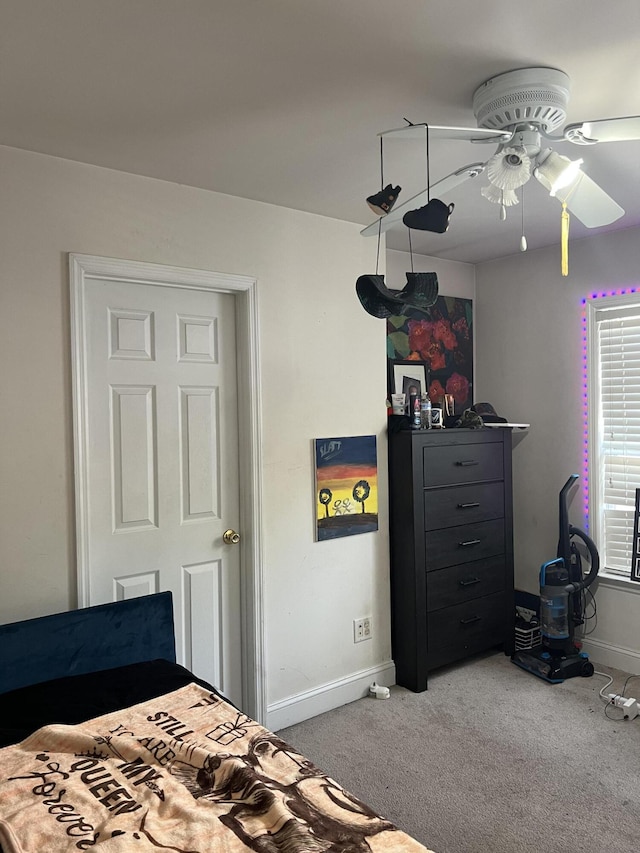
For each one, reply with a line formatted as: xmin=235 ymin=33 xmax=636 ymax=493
xmin=486 ymin=146 xmax=531 ymax=190
xmin=534 ymin=149 xmax=583 ymax=196
xmin=481 ymin=184 xmax=519 ymax=207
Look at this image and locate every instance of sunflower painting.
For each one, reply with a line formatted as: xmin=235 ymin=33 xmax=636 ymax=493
xmin=387 ymin=296 xmax=473 ymax=413
xmin=314 ymin=436 xmax=378 ymax=541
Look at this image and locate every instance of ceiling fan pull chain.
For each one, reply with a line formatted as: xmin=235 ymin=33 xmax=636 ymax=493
xmin=379 ymin=136 xmax=384 ymax=189
xmin=520 ymin=186 xmax=527 ymax=251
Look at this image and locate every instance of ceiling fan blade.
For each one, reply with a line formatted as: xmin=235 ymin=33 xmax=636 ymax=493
xmin=553 ymin=171 xmax=624 ymax=228
xmin=564 ymin=116 xmax=640 ymax=144
xmin=360 ymin=163 xmax=487 ymax=237
xmin=380 ymin=124 xmax=511 ymax=144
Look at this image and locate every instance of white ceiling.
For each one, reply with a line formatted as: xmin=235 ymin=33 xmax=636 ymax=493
xmin=1 ymin=0 xmax=640 ymax=263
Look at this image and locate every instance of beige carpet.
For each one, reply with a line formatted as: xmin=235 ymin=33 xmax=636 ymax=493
xmin=278 ymin=651 xmax=640 ymax=853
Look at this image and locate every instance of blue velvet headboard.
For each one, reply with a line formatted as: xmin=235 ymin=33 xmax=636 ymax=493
xmin=0 ymin=592 xmax=176 ymax=694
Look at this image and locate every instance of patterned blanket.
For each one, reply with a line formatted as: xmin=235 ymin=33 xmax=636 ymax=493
xmin=0 ymin=683 xmax=434 ymax=852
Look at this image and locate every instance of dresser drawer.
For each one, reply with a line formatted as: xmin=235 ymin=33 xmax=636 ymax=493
xmin=427 ymin=557 xmax=506 ymax=611
xmin=424 ymin=482 xmax=504 ymax=530
xmin=422 ymin=441 xmax=504 ymax=487
xmin=427 ymin=591 xmax=507 ymax=670
xmin=426 ymin=518 xmax=505 ymax=571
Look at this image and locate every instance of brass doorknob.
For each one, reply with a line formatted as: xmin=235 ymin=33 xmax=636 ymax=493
xmin=223 ymin=529 xmax=240 ymax=545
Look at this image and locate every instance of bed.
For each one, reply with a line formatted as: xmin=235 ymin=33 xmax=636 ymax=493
xmin=0 ymin=593 xmax=433 ymax=852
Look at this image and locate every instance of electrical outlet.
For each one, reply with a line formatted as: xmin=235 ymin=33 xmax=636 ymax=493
xmin=354 ymin=616 xmax=373 ymax=643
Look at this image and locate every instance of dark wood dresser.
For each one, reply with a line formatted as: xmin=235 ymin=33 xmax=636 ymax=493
xmin=388 ymin=427 xmax=515 ymax=691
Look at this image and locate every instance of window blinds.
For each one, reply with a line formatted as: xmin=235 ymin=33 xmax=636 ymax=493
xmin=597 ymin=306 xmax=640 ymax=577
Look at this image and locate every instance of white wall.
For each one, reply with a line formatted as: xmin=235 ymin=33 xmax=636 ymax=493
xmin=0 ymin=144 xmax=390 ymax=727
xmin=475 ymin=228 xmax=640 ymax=673
xmin=0 ymin=149 xmax=478 ymax=727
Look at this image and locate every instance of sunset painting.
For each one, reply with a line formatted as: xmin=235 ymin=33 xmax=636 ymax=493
xmin=314 ymin=435 xmax=378 ymax=541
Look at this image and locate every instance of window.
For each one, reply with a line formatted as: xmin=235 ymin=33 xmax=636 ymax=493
xmin=587 ymin=293 xmax=640 ymax=581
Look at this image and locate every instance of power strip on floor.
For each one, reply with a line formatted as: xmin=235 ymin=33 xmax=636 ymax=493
xmin=607 ymin=693 xmax=640 ymax=720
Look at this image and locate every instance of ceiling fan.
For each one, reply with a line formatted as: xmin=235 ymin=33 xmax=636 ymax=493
xmin=361 ymin=66 xmax=640 ymax=239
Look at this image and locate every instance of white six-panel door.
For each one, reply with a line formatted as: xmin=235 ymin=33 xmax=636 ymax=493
xmin=70 ymin=257 xmax=263 ymax=715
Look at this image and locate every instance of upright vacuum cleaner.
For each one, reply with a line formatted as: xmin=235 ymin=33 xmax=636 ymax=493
xmin=512 ymin=474 xmax=599 ymax=683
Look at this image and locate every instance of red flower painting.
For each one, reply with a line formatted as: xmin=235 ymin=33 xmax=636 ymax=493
xmin=387 ymin=296 xmax=473 ymax=412
xmin=446 ymin=371 xmax=470 ymax=405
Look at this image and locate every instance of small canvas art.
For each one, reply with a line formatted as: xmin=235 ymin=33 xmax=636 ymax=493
xmin=314 ymin=435 xmax=378 ymax=541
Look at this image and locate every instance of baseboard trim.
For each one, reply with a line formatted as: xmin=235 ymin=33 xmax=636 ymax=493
xmin=581 ymin=637 xmax=640 ymax=674
xmin=267 ymin=661 xmax=396 ymax=731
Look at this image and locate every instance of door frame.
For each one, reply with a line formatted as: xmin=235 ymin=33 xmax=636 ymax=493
xmin=69 ymin=253 xmax=265 ymax=723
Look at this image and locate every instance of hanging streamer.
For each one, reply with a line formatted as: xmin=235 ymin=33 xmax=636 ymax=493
xmin=561 ymin=201 xmax=570 ymax=276
xmin=424 ymin=124 xmax=430 ymax=203
xmin=557 ymin=173 xmax=583 ymax=277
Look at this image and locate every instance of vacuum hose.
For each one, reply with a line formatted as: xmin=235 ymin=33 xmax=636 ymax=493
xmin=564 ymin=525 xmax=599 ymax=593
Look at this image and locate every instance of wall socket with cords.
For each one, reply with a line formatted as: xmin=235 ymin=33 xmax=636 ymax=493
xmin=607 ymin=694 xmax=640 ymax=720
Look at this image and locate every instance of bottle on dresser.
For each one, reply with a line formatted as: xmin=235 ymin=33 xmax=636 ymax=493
xmin=409 ymin=386 xmax=421 ymax=429
xmin=420 ymin=393 xmax=432 ymax=429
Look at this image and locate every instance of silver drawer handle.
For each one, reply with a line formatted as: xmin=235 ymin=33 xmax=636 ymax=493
xmin=458 ymin=502 xmax=480 ymax=509
xmin=460 ymin=615 xmax=482 ymax=626
xmin=459 ymin=577 xmax=481 ymax=587
xmin=455 ymin=460 xmax=479 ymax=467
xmin=458 ymin=538 xmax=481 ymax=547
